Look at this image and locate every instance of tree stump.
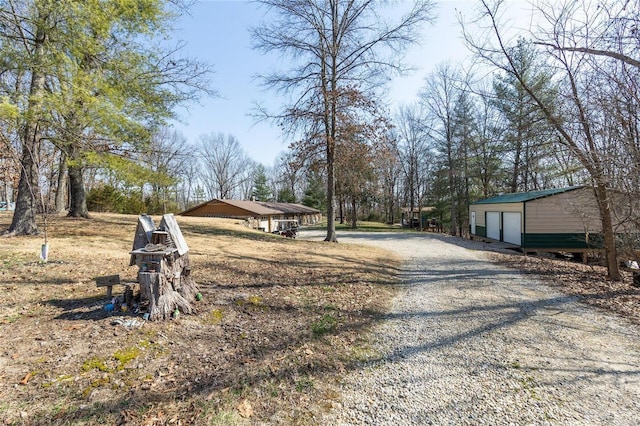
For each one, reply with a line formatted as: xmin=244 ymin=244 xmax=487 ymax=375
xmin=131 ymin=214 xmax=199 ymax=320
xmin=135 ymin=250 xmax=199 ymax=320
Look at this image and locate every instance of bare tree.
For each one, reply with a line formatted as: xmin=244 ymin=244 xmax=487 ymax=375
xmin=138 ymin=128 xmax=191 ymax=213
xmin=421 ymin=63 xmax=464 ymax=235
xmin=374 ymin=129 xmax=401 ymax=224
xmin=466 ymin=0 xmax=634 ymax=280
xmin=198 ymin=133 xmax=251 ymax=200
xmin=273 ymin=151 xmax=305 ymax=202
xmin=175 ymin=151 xmax=200 ymax=209
xmin=335 ymin=135 xmax=374 ymax=228
xmin=251 ymin=0 xmax=435 ymax=242
xmin=396 ymin=104 xmax=433 ymax=229
xmin=533 ymin=0 xmax=640 ymax=69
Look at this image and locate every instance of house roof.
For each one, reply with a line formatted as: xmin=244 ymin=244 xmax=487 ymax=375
xmin=401 ymin=206 xmax=435 ymax=213
xmin=471 ymin=186 xmax=584 ymax=205
xmin=179 ymin=199 xmax=321 ymax=216
xmin=256 ymin=201 xmax=320 ymax=214
xmin=219 ymin=199 xmax=284 ymax=215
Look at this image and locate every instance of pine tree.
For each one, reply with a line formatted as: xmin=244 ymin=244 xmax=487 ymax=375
xmin=302 ymin=172 xmax=327 ymax=212
xmin=251 ymin=164 xmax=273 ymax=201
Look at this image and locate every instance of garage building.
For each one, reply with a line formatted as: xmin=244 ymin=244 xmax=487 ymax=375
xmin=469 ymin=186 xmax=606 ymax=253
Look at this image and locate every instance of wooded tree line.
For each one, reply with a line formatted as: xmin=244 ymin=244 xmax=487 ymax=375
xmin=252 ymin=0 xmax=639 ymax=281
xmin=0 ymin=0 xmax=213 ymax=234
xmin=2 ymin=0 xmax=638 ymax=280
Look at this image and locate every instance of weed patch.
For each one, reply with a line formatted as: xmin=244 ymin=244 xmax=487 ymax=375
xmin=82 ymin=357 xmax=110 ymax=373
xmin=312 ymin=314 xmax=337 ymax=336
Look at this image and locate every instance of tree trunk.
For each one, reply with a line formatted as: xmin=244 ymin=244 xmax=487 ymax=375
xmin=6 ymin=22 xmax=47 ymax=236
xmin=7 ymin=147 xmax=40 ymax=235
xmin=67 ymin=162 xmax=89 ymax=218
xmin=138 ymin=252 xmax=198 ymax=320
xmin=448 ymin=158 xmax=457 ymax=236
xmin=325 ymin=140 xmax=337 ymax=242
xmin=351 ymin=195 xmax=357 ymax=229
xmin=446 ymin=122 xmax=457 ymax=236
xmin=449 ymin=198 xmax=458 ymax=236
xmin=593 ymin=184 xmax=621 ymax=281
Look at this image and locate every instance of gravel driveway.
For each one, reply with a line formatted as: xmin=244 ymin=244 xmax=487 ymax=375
xmin=298 ymin=229 xmax=640 ymax=425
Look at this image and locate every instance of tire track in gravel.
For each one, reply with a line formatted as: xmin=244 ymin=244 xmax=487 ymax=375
xmin=299 ymin=230 xmax=640 ymax=425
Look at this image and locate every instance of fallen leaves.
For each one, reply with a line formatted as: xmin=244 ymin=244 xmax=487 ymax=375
xmin=237 ymin=399 xmax=254 ymax=418
xmin=491 ymin=252 xmax=640 ymax=324
xmin=0 ymin=213 xmax=399 ymax=425
xmin=19 ymin=372 xmax=32 ymax=385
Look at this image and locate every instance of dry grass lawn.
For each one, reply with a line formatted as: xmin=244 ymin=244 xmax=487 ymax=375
xmin=0 ymin=212 xmax=400 ymax=425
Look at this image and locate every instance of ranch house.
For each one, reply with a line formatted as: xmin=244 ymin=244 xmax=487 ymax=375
xmin=178 ymin=199 xmax=322 ymax=233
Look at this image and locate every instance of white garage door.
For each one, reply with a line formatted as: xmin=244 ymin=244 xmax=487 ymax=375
xmin=503 ymin=212 xmax=522 ymax=246
xmin=486 ymin=212 xmax=500 ymax=241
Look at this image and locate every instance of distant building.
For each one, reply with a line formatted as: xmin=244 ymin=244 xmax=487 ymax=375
xmin=178 ymin=199 xmax=322 ymax=233
xmin=401 ymin=206 xmax=435 ymax=228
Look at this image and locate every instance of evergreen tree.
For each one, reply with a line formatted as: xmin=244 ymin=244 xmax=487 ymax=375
xmin=251 ymin=164 xmax=273 ymax=201
xmin=302 ymin=171 xmax=327 ymax=212
xmin=450 ymin=89 xmax=476 ymax=235
xmin=277 ymin=187 xmax=296 ymax=203
xmin=492 ymin=39 xmax=558 ymax=192
xmin=0 ymin=0 xmax=213 ymax=232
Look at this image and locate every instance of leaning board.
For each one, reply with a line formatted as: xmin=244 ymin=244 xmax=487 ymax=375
xmin=130 ymin=215 xmax=156 ymax=266
xmin=159 ymin=214 xmax=189 ymax=256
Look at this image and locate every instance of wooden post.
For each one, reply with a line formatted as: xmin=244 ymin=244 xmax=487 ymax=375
xmin=95 ymin=274 xmax=121 ymax=298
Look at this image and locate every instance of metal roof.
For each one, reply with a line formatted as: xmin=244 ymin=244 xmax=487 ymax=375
xmin=470 ymin=186 xmax=583 ymax=205
xmin=179 ymin=199 xmax=321 ymax=216
xmin=256 ymin=201 xmax=320 ymax=214
xmin=220 ymin=199 xmax=284 ymax=215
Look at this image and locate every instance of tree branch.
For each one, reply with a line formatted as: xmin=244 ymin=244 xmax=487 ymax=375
xmin=535 ymin=42 xmax=640 ymax=69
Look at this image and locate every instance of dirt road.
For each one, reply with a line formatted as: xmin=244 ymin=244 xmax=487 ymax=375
xmin=299 ymin=229 xmax=640 ymax=424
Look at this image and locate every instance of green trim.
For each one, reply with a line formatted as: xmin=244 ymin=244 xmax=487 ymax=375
xmin=523 ymin=233 xmax=603 ymax=249
xmin=474 ymin=225 xmax=486 ymax=238
xmin=522 ymin=202 xmax=527 ymax=249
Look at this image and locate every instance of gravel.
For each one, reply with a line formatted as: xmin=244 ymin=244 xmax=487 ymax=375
xmin=299 ymin=229 xmax=640 ymax=425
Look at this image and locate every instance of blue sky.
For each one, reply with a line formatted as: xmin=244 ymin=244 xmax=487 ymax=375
xmin=169 ymin=0 xmax=528 ymax=166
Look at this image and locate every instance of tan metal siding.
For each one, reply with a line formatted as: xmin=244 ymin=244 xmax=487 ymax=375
xmin=525 ymin=188 xmax=601 ymax=233
xmin=470 ymin=205 xmax=487 ymax=227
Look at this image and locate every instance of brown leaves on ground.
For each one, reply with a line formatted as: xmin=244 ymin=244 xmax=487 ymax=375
xmin=490 ymin=251 xmax=640 ymax=325
xmin=237 ymin=399 xmax=254 ymax=418
xmin=0 ymin=212 xmax=398 ymax=425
